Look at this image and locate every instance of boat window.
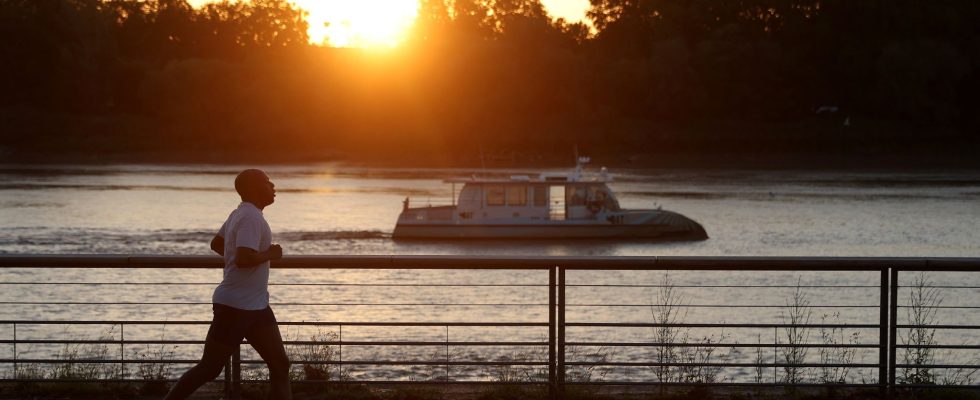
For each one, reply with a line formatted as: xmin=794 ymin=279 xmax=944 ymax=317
xmin=591 ymin=186 xmax=621 ymax=211
xmin=532 ymin=186 xmax=547 ymax=207
xmin=487 ymin=186 xmax=505 ymax=206
xmin=506 ymin=185 xmax=527 ymax=206
xmin=567 ymin=185 xmax=588 ymax=206
xmin=459 ymin=186 xmax=481 ymax=202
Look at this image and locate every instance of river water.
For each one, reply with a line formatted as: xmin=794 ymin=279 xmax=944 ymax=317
xmin=1 ymin=163 xmax=978 ymax=383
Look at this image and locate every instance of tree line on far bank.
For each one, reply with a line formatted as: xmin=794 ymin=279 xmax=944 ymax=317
xmin=1 ymin=0 xmax=978 ymax=165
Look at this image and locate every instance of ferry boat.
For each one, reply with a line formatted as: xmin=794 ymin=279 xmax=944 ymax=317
xmin=392 ymin=158 xmax=708 ymax=240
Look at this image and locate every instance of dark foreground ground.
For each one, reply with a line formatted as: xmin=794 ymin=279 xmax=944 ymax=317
xmin=3 ymin=382 xmax=980 ymax=400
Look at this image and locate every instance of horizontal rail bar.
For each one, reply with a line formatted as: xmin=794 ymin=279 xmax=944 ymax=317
xmin=4 ymin=282 xmax=920 ymax=288
xmin=3 ymin=255 xmax=979 ymax=271
xmin=0 ymin=340 xmax=549 ymax=346
xmin=567 ymin=284 xmax=884 ymax=288
xmin=6 ymin=282 xmax=978 ymax=289
xmin=566 ymin=304 xmax=879 ymax=308
xmin=3 ymin=359 xmax=209 ymax=364
xmin=0 ymin=321 xmax=549 ymax=327
xmin=0 ymin=339 xmax=202 ymax=345
xmin=895 ymin=306 xmax=980 ymax=309
xmin=895 ymin=324 xmax=980 ymax=330
xmin=566 ymin=382 xmax=882 ymax=387
xmin=10 ymin=340 xmax=935 ymax=348
xmin=304 ymin=341 xmax=548 ymax=346
xmin=565 ymin=323 xmax=882 ymax=328
xmin=2 ymin=321 xmax=968 ymax=329
xmin=1 ymin=359 xmax=550 ymax=366
xmin=895 ymin=344 xmax=980 ymax=349
xmin=0 ymin=302 xmax=886 ymax=308
xmin=241 ymin=361 xmax=550 ymax=366
xmin=21 ymin=340 xmax=980 ymax=350
xmin=267 ymin=380 xmax=549 ymax=385
xmin=893 ymin=364 xmax=980 ymax=369
xmin=3 ymin=320 xmax=892 ymax=328
xmin=0 ymin=282 xmax=548 ymax=287
xmin=565 ymin=342 xmax=881 ymax=348
xmin=241 ymin=360 xmax=896 ymax=369
xmin=0 ymin=302 xmax=550 ymax=306
xmin=564 ymin=362 xmax=881 ymax=368
xmin=0 ymin=379 xmax=226 ymax=384
xmin=0 ymin=378 xmax=549 ymax=385
xmin=269 ymin=380 xmax=549 ymax=385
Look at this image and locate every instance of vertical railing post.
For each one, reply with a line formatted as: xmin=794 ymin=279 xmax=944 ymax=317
xmin=338 ymin=324 xmax=343 ymax=381
xmin=120 ymin=323 xmax=125 ymax=379
xmin=548 ymin=266 xmax=556 ymax=400
xmin=773 ymin=326 xmax=778 ymax=384
xmin=879 ymin=268 xmax=889 ymax=398
xmin=12 ymin=323 xmax=16 ymax=379
xmin=558 ymin=266 xmax=566 ymax=399
xmin=889 ymin=269 xmax=899 ymax=391
xmin=445 ymin=325 xmax=450 ymax=381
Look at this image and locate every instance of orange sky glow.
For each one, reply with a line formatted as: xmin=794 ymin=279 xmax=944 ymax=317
xmin=187 ymin=0 xmax=590 ymax=48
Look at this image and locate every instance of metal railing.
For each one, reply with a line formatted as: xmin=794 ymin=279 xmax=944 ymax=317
xmin=1 ymin=255 xmax=979 ymax=399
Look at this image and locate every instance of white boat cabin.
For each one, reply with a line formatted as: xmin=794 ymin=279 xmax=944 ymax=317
xmin=400 ymin=158 xmax=627 ymax=222
xmin=448 ymin=178 xmax=622 ymax=221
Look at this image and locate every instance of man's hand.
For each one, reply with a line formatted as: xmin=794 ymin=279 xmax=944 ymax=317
xmin=268 ymin=244 xmax=283 ymax=260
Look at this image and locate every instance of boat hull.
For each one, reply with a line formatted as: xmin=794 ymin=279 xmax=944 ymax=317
xmin=393 ymin=210 xmax=708 ymax=241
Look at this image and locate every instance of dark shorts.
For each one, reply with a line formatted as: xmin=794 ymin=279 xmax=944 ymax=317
xmin=205 ymin=303 xmax=278 ymax=347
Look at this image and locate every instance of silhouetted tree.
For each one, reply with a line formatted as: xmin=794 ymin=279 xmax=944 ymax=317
xmin=2 ymin=0 xmax=979 ymax=164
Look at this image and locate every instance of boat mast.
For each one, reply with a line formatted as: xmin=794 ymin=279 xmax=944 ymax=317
xmin=574 ymin=156 xmax=590 ymax=182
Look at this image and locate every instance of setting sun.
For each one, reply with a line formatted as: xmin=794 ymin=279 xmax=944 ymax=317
xmin=292 ymin=0 xmax=419 ymax=47
xmin=186 ymin=0 xmax=591 ymax=48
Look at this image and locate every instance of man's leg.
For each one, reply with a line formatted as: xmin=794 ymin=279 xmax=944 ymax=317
xmin=163 ymin=339 xmax=237 ymax=400
xmin=246 ymin=324 xmax=292 ymax=400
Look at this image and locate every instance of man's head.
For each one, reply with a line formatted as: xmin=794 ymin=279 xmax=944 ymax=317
xmin=235 ymin=169 xmax=276 ymax=209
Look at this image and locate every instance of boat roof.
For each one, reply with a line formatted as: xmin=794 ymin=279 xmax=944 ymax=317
xmin=444 ymin=175 xmax=610 ymax=184
xmin=445 ymin=158 xmax=612 ymax=184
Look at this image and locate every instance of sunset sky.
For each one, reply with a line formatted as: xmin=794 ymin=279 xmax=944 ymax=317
xmin=187 ymin=0 xmax=590 ymax=47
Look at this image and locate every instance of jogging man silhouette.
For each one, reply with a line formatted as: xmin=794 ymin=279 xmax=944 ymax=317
xmin=165 ymin=169 xmax=291 ymax=399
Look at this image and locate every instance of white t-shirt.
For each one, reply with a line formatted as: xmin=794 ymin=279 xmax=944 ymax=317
xmin=212 ymin=202 xmax=272 ymax=310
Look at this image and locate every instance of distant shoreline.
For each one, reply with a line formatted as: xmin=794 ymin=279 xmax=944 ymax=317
xmin=5 ymin=149 xmax=980 ymax=171
xmin=4 ymin=110 xmax=978 ymax=170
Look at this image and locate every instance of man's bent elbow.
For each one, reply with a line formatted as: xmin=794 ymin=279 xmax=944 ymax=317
xmin=210 ymin=236 xmax=225 ymax=256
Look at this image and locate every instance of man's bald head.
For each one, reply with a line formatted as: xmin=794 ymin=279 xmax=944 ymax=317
xmin=235 ymin=169 xmax=265 ymax=196
xmin=235 ymin=169 xmax=276 ymax=208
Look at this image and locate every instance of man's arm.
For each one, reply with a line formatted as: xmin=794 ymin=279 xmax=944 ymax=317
xmin=235 ymin=244 xmax=283 ymax=268
xmin=210 ymin=235 xmax=225 ymax=256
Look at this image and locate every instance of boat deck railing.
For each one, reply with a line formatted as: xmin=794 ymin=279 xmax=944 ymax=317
xmin=404 ymin=198 xmax=456 ymax=208
xmin=1 ymin=255 xmax=979 ymax=399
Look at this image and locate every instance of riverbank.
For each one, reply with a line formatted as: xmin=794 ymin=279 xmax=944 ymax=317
xmin=3 ymin=107 xmax=978 ymax=170
xmin=5 ymin=147 xmax=980 ymax=171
